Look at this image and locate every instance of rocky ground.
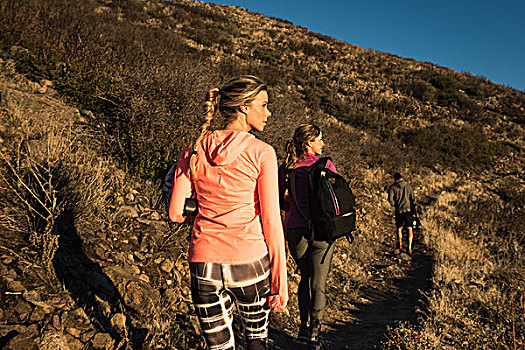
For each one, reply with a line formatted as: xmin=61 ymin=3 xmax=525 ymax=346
xmin=0 ymin=192 xmax=196 ymax=349
xmin=0 ymin=70 xmax=436 ymax=349
xmin=2 ymin=200 xmax=433 ymax=350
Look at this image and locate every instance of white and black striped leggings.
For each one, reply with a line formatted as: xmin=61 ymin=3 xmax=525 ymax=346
xmin=190 ymin=255 xmax=271 ymax=350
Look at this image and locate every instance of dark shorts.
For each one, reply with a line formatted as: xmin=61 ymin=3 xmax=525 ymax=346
xmin=395 ymin=212 xmax=414 ymax=229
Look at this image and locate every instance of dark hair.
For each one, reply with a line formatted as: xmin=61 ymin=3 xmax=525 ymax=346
xmin=394 ymin=173 xmax=402 ymax=181
xmin=284 ymin=124 xmax=321 ymax=169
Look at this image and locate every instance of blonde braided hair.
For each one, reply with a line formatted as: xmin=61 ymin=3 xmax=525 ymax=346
xmin=189 ymin=88 xmax=219 ymax=178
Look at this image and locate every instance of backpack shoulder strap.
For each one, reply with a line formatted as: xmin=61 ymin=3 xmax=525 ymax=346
xmin=314 ymin=157 xmax=332 ymax=170
xmin=306 ymin=156 xmax=333 ymax=193
xmin=287 ymin=167 xmax=309 ymax=222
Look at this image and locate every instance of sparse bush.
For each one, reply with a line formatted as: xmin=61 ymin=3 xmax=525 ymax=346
xmin=410 ymin=79 xmax=436 ymax=101
xmin=0 ymin=83 xmax=115 ymax=277
xmin=320 ymin=94 xmax=351 ymax=117
xmin=0 ymin=0 xmax=216 ymax=182
xmin=289 ymin=39 xmax=330 ymax=59
xmin=398 ymin=123 xmax=500 ymax=172
xmin=253 ymin=46 xmax=281 ymax=65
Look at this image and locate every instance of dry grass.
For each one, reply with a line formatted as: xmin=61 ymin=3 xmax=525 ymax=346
xmin=0 ymin=59 xmax=115 ymax=275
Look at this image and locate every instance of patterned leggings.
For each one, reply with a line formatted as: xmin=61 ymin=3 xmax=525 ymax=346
xmin=190 ymin=255 xmax=271 ymax=350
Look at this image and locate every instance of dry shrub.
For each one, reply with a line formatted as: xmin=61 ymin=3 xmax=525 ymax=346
xmin=384 ymin=322 xmax=439 ymax=350
xmin=0 ymin=70 xmax=116 ymax=277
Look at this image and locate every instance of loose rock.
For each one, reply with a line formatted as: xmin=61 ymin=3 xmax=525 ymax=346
xmin=160 ymin=259 xmax=174 ymax=274
xmin=91 ymin=332 xmax=114 ymax=349
xmin=8 ymin=280 xmax=25 ymax=292
xmin=38 ymin=330 xmax=71 ymax=350
xmin=110 ymin=313 xmax=127 ymax=333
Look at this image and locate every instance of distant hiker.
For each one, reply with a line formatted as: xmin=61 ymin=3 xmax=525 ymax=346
xmin=278 ymin=124 xmax=338 ymax=348
xmin=387 ymin=172 xmax=417 ymax=255
xmin=168 ymin=76 xmax=287 ymax=350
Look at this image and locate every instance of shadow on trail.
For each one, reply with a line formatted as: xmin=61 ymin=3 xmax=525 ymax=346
xmin=323 ymin=238 xmax=434 ymax=350
xmin=268 ymin=327 xmax=303 ymax=349
xmin=52 ymin=210 xmax=148 ymax=349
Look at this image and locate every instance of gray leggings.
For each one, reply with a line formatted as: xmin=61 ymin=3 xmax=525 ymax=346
xmin=287 ymin=227 xmax=335 ymax=325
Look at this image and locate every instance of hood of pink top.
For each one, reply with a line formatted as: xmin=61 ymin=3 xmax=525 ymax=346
xmin=201 ymin=130 xmax=254 ymax=166
xmin=296 ymin=153 xmax=317 ymax=167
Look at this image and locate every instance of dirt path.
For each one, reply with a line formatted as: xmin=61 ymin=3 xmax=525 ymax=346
xmin=269 ymin=230 xmax=434 ymax=350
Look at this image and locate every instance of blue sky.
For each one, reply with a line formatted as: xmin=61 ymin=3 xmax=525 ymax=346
xmin=206 ymin=0 xmax=525 ymax=92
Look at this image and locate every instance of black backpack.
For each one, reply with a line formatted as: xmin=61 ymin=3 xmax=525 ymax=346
xmin=288 ymin=157 xmax=357 ymax=245
xmin=162 ymin=162 xmax=198 ymax=219
xmin=162 ymin=162 xmax=178 ymax=216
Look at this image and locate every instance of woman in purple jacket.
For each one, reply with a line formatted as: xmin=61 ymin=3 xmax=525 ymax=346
xmin=278 ymin=124 xmax=337 ymax=348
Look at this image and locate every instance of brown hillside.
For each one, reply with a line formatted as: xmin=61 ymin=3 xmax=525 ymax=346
xmin=0 ymin=0 xmax=523 ymax=349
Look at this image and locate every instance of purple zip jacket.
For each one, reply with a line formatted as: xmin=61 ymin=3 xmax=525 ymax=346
xmin=278 ymin=153 xmax=337 ymax=230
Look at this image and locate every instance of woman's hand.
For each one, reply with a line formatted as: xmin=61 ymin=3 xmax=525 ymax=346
xmin=268 ymin=294 xmax=287 ymax=312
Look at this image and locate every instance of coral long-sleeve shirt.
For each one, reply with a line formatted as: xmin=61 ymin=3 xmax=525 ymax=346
xmin=169 ymin=130 xmax=287 ymax=308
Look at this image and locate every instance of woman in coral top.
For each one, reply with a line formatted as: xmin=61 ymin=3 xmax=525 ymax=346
xmin=169 ymin=76 xmax=287 ymax=350
xmin=278 ymin=124 xmax=337 ymax=348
